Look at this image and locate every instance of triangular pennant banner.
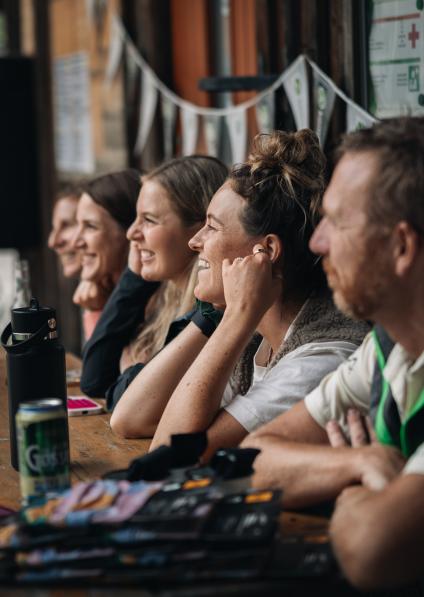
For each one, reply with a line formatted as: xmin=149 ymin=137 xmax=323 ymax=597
xmin=203 ymin=114 xmax=221 ymax=157
xmin=313 ymin=70 xmax=336 ymax=146
xmin=255 ymin=93 xmax=275 ymax=134
xmin=282 ymin=56 xmax=309 ymax=130
xmin=104 ymin=15 xmax=124 ymax=86
xmin=124 ymin=43 xmax=139 ymax=103
xmin=161 ymin=95 xmax=177 ymax=160
xmin=134 ymin=70 xmax=158 ymax=156
xmin=346 ymin=103 xmax=376 ymax=132
xmin=100 ymin=13 xmax=382 ymax=161
xmin=181 ymin=107 xmax=199 ymax=155
xmin=225 ymin=109 xmax=247 ymax=164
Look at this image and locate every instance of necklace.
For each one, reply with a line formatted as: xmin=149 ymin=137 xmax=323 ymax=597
xmin=266 ymin=345 xmax=274 ymax=367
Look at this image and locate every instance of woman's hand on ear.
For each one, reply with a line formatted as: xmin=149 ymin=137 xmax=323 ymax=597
xmin=73 ymin=278 xmax=114 ymax=311
xmin=221 ymin=244 xmax=282 ymax=325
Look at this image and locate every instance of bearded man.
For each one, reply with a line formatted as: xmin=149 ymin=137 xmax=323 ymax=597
xmin=242 ymin=117 xmax=424 ymax=590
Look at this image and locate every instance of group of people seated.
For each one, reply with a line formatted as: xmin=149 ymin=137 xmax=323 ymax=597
xmin=48 ymin=116 xmax=424 ymax=592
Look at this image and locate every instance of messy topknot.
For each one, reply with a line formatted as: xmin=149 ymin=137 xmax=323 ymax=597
xmin=229 ymin=128 xmax=326 ymax=300
xmin=248 ymin=128 xmax=325 ymax=191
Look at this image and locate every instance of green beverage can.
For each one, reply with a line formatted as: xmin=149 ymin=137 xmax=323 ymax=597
xmin=16 ymin=399 xmax=70 ymax=504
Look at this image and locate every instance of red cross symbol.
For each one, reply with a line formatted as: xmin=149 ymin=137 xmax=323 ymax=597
xmin=408 ymin=23 xmax=420 ymax=49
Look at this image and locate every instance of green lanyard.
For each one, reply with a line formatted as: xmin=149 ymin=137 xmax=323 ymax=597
xmin=373 ymin=329 xmax=424 ymax=457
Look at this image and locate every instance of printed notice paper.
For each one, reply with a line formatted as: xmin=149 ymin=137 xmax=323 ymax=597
xmin=369 ymin=0 xmax=424 ymax=117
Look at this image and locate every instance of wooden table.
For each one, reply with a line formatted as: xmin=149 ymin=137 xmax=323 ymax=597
xmin=0 ymin=351 xmax=150 ymax=510
xmin=1 ymin=350 xmax=357 ymax=596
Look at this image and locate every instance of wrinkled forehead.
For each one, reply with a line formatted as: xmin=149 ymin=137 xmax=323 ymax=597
xmin=323 ymin=151 xmax=380 ymax=219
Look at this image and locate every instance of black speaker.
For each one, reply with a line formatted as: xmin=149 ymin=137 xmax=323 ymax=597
xmin=0 ymin=57 xmax=41 ymax=248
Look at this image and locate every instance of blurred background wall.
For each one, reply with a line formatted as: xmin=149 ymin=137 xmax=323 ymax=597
xmin=0 ymin=0 xmax=398 ymax=352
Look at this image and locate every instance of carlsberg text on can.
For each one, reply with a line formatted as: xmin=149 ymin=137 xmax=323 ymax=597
xmin=16 ymin=399 xmax=70 ymax=504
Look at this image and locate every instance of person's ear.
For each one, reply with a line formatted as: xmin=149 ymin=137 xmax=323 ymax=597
xmin=260 ymin=234 xmax=283 ymax=263
xmin=393 ymin=221 xmax=420 ymax=277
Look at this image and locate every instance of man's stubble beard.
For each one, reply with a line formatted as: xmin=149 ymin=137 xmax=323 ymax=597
xmin=323 ymin=255 xmax=391 ymax=321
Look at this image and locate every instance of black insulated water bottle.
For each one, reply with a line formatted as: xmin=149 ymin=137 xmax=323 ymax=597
xmin=1 ymin=298 xmax=67 ymax=470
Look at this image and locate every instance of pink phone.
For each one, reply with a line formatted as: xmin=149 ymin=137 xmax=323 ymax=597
xmin=67 ymin=396 xmax=103 ymax=416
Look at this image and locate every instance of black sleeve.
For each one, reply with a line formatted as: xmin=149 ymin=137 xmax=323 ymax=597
xmin=80 ymin=268 xmax=160 ymax=397
xmin=190 ymin=309 xmax=216 ymax=338
xmin=105 ymin=363 xmax=145 ymax=411
xmin=104 ymin=309 xmax=195 ymax=411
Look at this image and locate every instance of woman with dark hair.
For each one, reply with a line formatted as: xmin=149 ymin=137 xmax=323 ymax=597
xmin=72 ymin=169 xmax=141 ymax=339
xmin=48 ymin=184 xmax=82 ymax=279
xmin=80 ymin=155 xmax=228 ymax=407
xmin=111 ymin=130 xmax=369 ymax=455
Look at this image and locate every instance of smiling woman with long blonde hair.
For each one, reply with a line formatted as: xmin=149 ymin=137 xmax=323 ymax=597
xmin=80 ymin=155 xmax=228 ymax=409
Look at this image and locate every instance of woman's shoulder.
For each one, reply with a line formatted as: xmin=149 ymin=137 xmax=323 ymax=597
xmin=279 ymin=289 xmax=370 ymax=360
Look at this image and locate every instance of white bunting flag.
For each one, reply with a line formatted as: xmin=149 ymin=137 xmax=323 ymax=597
xmin=181 ymin=107 xmax=199 ymax=155
xmin=203 ymin=114 xmax=221 ymax=157
xmin=99 ymin=14 xmax=381 ymax=164
xmin=346 ymin=103 xmax=376 ymax=132
xmin=124 ymin=43 xmax=139 ymax=102
xmin=225 ymin=109 xmax=247 ymax=164
xmin=161 ymin=95 xmax=177 ymax=159
xmin=104 ymin=15 xmax=124 ymax=87
xmin=282 ymin=56 xmax=309 ymax=129
xmin=255 ymin=93 xmax=275 ymax=134
xmin=134 ymin=70 xmax=158 ymax=155
xmin=313 ymin=71 xmax=336 ymax=146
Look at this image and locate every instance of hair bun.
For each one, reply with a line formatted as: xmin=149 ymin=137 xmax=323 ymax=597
xmin=247 ymin=129 xmax=326 ymax=193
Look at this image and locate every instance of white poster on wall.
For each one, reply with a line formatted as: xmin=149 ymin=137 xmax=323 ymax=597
xmin=53 ymin=52 xmax=95 ymax=173
xmin=369 ymin=0 xmax=424 ymax=117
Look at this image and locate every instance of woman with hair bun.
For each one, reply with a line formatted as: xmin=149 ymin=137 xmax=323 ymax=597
xmin=111 ymin=130 xmax=369 ymax=454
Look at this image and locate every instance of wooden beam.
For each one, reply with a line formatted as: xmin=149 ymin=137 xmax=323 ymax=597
xmin=30 ymin=0 xmax=81 ymax=355
xmin=4 ymin=0 xmax=20 ymax=53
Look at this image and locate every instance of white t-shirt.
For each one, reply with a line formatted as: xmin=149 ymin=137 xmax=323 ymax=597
xmin=304 ymin=332 xmax=424 ymax=474
xmin=221 ymin=339 xmax=358 ymax=433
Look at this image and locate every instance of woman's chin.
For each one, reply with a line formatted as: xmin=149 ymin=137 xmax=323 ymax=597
xmin=194 ymin=284 xmax=223 ymax=305
xmin=140 ymin=267 xmax=159 ymax=282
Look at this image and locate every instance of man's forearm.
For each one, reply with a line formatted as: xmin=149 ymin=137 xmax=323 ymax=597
xmin=243 ymin=434 xmax=362 ymax=508
xmin=330 ymin=476 xmax=424 ymax=590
